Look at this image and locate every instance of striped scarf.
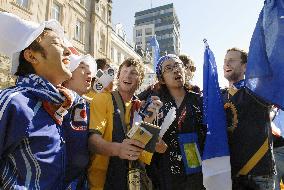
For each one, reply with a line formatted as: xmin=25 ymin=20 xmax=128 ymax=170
xmin=16 ymin=74 xmax=76 ymax=125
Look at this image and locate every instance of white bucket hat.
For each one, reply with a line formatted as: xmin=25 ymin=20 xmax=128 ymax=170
xmin=0 ymin=12 xmax=65 ymax=74
xmin=65 ymin=38 xmax=97 ymax=77
xmin=69 ymin=54 xmax=97 ymax=78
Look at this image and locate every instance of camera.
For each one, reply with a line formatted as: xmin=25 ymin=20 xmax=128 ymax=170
xmin=106 ymin=67 xmax=115 ymax=77
xmin=93 ymin=68 xmax=114 ymax=93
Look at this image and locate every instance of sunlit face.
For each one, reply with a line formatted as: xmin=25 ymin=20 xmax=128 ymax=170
xmin=32 ymin=30 xmax=71 ymax=85
xmin=118 ymin=65 xmax=140 ymax=95
xmin=223 ymin=50 xmax=246 ymax=84
xmin=161 ymin=58 xmax=185 ymax=89
xmin=64 ymin=62 xmax=92 ymax=95
xmin=184 ymin=62 xmax=196 ymax=81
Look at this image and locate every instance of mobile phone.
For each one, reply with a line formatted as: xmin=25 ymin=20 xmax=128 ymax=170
xmin=139 ymin=97 xmax=153 ymax=117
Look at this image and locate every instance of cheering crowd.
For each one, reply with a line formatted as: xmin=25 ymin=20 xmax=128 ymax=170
xmin=0 ymin=3 xmax=283 ymax=190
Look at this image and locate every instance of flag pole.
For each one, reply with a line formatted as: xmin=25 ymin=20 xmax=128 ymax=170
xmin=203 ymin=38 xmax=209 ymax=48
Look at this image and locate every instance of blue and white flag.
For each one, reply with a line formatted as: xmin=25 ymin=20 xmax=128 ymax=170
xmin=149 ymin=35 xmax=160 ymax=73
xmin=245 ymin=1 xmax=284 ymax=109
xmin=202 ymin=40 xmax=232 ymax=190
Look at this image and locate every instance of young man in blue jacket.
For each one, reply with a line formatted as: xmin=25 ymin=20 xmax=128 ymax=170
xmin=0 ymin=12 xmax=79 ymax=189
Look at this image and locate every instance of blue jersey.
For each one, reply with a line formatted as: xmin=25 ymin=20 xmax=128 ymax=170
xmin=0 ymin=88 xmax=66 ymax=189
xmin=63 ymin=98 xmax=89 ymax=189
xmin=0 ymin=74 xmax=88 ymax=189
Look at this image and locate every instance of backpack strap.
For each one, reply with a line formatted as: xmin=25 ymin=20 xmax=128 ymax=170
xmin=237 ymin=138 xmax=269 ymax=176
xmin=111 ymin=90 xmax=127 ymax=134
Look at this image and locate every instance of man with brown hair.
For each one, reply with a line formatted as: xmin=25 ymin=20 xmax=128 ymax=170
xmin=178 ymin=54 xmax=196 ymax=81
xmin=178 ymin=54 xmax=200 ymax=94
xmin=222 ymin=47 xmax=275 ymax=190
xmin=88 ymin=58 xmax=164 ymax=190
xmin=223 ymin=47 xmax=247 ymax=87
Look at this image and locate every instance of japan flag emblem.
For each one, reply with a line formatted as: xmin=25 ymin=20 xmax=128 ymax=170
xmin=74 ymin=108 xmax=87 ymax=122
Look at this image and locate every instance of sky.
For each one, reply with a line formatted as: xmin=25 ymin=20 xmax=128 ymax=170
xmin=112 ymin=0 xmax=264 ymax=88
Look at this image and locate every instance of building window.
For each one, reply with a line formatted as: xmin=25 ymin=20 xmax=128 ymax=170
xmin=108 ymin=10 xmax=112 ymax=23
xmin=146 ymin=36 xmax=152 ymax=44
xmin=111 ymin=47 xmax=114 ymax=61
xmin=95 ymin=4 xmax=99 ymax=11
xmin=51 ymin=2 xmax=61 ymax=22
xmin=80 ymin=0 xmax=85 ymax=5
xmin=16 ymin=0 xmax=29 ymax=9
xmin=136 ymin=37 xmax=142 ymax=43
xmin=100 ymin=32 xmax=106 ymax=53
xmin=75 ymin=20 xmax=84 ymax=42
xmin=145 ymin=28 xmax=152 ymax=36
xmin=136 ymin=29 xmax=142 ymax=37
xmin=96 ymin=32 xmax=100 ymax=51
xmin=101 ymin=6 xmax=106 ymax=21
xmin=117 ymin=52 xmax=121 ymax=64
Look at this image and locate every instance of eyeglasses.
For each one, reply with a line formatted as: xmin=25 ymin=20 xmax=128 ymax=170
xmin=163 ymin=62 xmax=184 ymax=73
xmin=185 ymin=65 xmax=196 ymax=72
xmin=224 ymin=58 xmax=242 ymax=64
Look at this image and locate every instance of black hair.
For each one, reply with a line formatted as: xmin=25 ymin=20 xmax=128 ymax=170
xmin=15 ymin=50 xmax=36 ymax=76
xmin=96 ymin=58 xmax=110 ymax=70
xmin=15 ymin=28 xmax=51 ymax=76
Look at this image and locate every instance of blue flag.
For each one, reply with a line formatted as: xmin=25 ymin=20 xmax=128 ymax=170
xmin=149 ymin=36 xmax=160 ymax=73
xmin=202 ymin=40 xmax=232 ymax=190
xmin=245 ymin=1 xmax=284 ymax=109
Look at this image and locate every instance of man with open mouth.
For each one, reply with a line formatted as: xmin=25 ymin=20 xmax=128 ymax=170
xmin=62 ymin=53 xmax=97 ymax=189
xmin=146 ymin=54 xmax=206 ymax=190
xmin=87 ymin=57 xmax=164 ymax=190
xmin=0 ymin=12 xmax=80 ymax=189
xmin=222 ymin=47 xmax=275 ymax=190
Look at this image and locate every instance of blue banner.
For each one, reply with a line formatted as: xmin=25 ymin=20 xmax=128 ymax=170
xmin=149 ymin=36 xmax=160 ymax=73
xmin=202 ymin=41 xmax=229 ymax=160
xmin=245 ymin=1 xmax=284 ymax=109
